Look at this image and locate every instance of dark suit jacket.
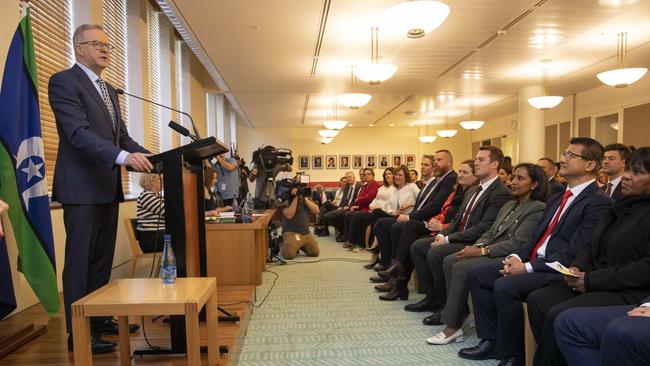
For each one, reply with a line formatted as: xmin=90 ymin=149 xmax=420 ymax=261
xmin=477 ymin=200 xmax=546 ymax=258
xmin=572 ymin=196 xmax=650 ymax=304
xmin=49 ymin=64 xmax=148 ymax=204
xmin=516 ymin=181 xmax=613 ymax=272
xmin=601 ymin=182 xmax=623 ymax=202
xmin=442 ymin=177 xmax=512 ymax=244
xmin=550 ymin=178 xmax=565 ymax=196
xmin=409 ymin=170 xmax=457 ymax=221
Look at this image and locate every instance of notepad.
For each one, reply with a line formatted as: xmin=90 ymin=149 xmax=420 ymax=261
xmin=545 ymin=261 xmax=579 ymax=277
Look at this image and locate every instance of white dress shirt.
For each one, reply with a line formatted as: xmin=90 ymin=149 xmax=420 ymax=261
xmin=606 ymin=176 xmax=622 ymax=197
xmin=76 ymin=62 xmax=129 ymax=165
xmin=369 ymin=185 xmax=397 ymax=213
xmin=392 ymin=183 xmax=420 ymax=215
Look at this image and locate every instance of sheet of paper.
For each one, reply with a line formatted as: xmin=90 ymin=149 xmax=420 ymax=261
xmin=545 ymin=261 xmax=579 ymax=277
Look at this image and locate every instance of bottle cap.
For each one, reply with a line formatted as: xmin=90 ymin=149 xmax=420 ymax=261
xmin=164 ymin=234 xmax=171 ymax=241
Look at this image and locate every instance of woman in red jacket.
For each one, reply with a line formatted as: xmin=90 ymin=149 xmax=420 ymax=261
xmin=342 ymin=168 xmax=381 ymax=252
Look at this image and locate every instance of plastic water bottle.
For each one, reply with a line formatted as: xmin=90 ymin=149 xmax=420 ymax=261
xmin=242 ymin=193 xmax=253 ymax=223
xmin=160 ymin=234 xmax=177 ymax=285
xmin=231 ymin=197 xmax=239 ymax=214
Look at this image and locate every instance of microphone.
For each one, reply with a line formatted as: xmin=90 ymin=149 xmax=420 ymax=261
xmin=116 ymin=88 xmax=201 ymax=141
xmin=168 ymin=120 xmax=197 ymax=141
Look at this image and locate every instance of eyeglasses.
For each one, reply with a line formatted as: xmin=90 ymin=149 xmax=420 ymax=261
xmin=78 ymin=41 xmax=115 ymax=53
xmin=560 ymin=150 xmax=590 ymax=161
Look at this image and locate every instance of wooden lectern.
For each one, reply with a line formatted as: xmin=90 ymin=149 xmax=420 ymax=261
xmin=134 ymin=137 xmax=227 ymax=357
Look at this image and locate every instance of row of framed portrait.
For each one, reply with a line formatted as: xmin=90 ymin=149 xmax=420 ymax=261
xmin=299 ymin=154 xmax=416 ymax=170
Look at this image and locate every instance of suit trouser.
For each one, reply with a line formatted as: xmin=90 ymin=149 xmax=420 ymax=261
xmin=324 ymin=209 xmax=348 ymax=236
xmin=394 ymin=219 xmax=432 ymax=279
xmin=466 ymin=262 xmax=563 ymax=358
xmin=555 ymin=305 xmax=650 ymax=366
xmin=62 ymin=202 xmax=119 ymax=334
xmin=317 ymin=201 xmax=337 ymax=226
xmin=411 ymin=239 xmax=465 ymax=308
xmin=441 ymin=254 xmax=498 ymax=328
xmin=526 ymin=282 xmax=629 ymax=366
xmin=374 ymin=217 xmax=397 ymax=266
xmin=345 ymin=211 xmax=373 ymax=247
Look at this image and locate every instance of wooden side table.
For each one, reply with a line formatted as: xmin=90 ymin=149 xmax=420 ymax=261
xmin=71 ymin=277 xmax=218 ymax=366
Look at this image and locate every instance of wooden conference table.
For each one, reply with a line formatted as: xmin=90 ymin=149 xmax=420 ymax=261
xmin=205 ymin=209 xmax=275 ymax=286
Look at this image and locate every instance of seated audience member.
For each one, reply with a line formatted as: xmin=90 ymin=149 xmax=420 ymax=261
xmin=396 ymin=146 xmax=511 ymax=303
xmin=600 ymin=143 xmax=629 ymax=201
xmin=410 ymin=169 xmax=424 ymax=189
xmin=423 ymin=163 xmax=549 ymax=344
xmin=498 ymin=167 xmax=512 ymax=188
xmin=315 ymin=177 xmax=346 ymax=236
xmin=281 ymin=185 xmax=321 ymax=259
xmin=364 ymin=168 xmax=397 ymax=268
xmin=425 ymin=160 xmax=477 ymax=234
xmin=373 ymin=151 xmax=457 ymax=295
xmin=342 ymin=168 xmax=381 ymax=252
xmin=555 ymin=298 xmax=650 ymax=366
xmin=136 ymin=174 xmax=165 ymax=253
xmin=525 ymin=146 xmax=650 ymax=366
xmin=204 ymin=167 xmax=232 ymax=216
xmin=459 ymin=138 xmax=613 ymax=366
xmin=372 ymin=165 xmax=420 ymax=271
xmin=554 ymin=162 xmax=568 ymax=186
xmin=213 ymin=152 xmax=240 ymax=206
xmin=310 ymin=184 xmax=329 ymax=206
xmin=323 ymin=171 xmax=361 ymax=241
xmin=537 ymin=157 xmax=565 ymax=195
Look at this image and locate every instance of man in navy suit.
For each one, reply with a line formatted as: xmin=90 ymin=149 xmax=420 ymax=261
xmin=601 ymin=143 xmax=629 ymax=201
xmin=459 ymin=138 xmax=612 ymax=366
xmin=49 ymin=24 xmax=152 ymax=354
xmin=538 ymin=158 xmax=565 ymax=195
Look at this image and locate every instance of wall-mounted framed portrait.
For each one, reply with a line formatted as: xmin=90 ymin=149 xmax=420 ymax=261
xmin=378 ymin=154 xmax=390 ymax=168
xmin=366 ymin=154 xmax=377 ymax=168
xmin=339 ymin=155 xmax=350 ymax=169
xmin=326 ymin=155 xmax=337 ymax=169
xmin=352 ymin=154 xmax=363 ymax=169
xmin=405 ymin=154 xmax=416 ymax=168
xmin=299 ymin=155 xmax=310 ymax=169
xmin=312 ymin=155 xmax=323 ymax=169
xmin=392 ymin=154 xmax=403 ymax=167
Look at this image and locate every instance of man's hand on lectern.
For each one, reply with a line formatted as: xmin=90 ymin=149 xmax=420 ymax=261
xmin=125 ymin=152 xmax=153 ymax=172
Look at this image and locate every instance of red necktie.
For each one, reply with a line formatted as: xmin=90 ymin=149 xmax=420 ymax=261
xmin=458 ymin=185 xmax=483 ymax=232
xmin=530 ymin=190 xmax=573 ymax=261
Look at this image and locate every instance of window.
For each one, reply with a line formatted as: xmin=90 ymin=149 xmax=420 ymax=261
xmin=145 ymin=0 xmax=161 ymax=154
xmin=28 ymin=0 xmax=73 ymax=195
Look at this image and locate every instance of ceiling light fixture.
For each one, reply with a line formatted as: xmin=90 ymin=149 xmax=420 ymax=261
xmin=383 ymin=1 xmax=450 ymax=39
xmin=437 ymin=114 xmax=457 ymax=138
xmin=597 ymin=32 xmax=647 ymax=88
xmin=337 ymin=65 xmax=372 ymax=109
xmin=527 ymin=60 xmax=564 ymax=110
xmin=320 ymin=137 xmax=334 ymax=144
xmin=323 ymin=120 xmax=348 ymax=130
xmin=460 ymin=102 xmax=485 ymax=130
xmin=355 ymin=27 xmax=398 ymax=85
xmin=418 ymin=122 xmax=437 ymax=143
xmin=318 ymin=129 xmax=339 ymax=138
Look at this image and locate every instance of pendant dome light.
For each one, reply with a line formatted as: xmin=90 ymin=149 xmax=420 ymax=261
xmin=355 ymin=27 xmax=398 ymax=85
xmin=384 ymin=1 xmax=450 ymax=39
xmin=437 ymin=113 xmax=457 ymax=138
xmin=597 ymin=32 xmax=647 ymax=88
xmin=337 ymin=65 xmax=372 ymax=109
xmin=527 ymin=60 xmax=564 ymax=110
xmin=418 ymin=123 xmax=437 ymax=143
xmin=460 ymin=102 xmax=485 ymax=130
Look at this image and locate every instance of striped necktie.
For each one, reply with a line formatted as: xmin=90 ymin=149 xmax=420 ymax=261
xmin=96 ymin=77 xmax=117 ymax=131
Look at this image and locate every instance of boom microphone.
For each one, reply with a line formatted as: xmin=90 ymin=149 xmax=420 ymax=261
xmin=116 ymin=88 xmax=201 ymax=141
xmin=168 ymin=120 xmax=197 ymax=141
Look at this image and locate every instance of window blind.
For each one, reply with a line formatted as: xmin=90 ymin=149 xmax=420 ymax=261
xmin=27 ymin=0 xmax=72 ymax=195
xmin=145 ymin=0 xmax=161 ymax=154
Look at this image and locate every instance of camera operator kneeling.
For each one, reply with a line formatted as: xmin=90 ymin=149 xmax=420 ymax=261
xmin=281 ymin=187 xmax=321 ymax=259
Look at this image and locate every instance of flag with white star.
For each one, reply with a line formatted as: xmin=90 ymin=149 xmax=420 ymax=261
xmin=0 ymin=7 xmax=59 ymax=318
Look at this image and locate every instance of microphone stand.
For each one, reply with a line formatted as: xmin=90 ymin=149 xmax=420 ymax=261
xmin=116 ymin=88 xmax=202 ymax=141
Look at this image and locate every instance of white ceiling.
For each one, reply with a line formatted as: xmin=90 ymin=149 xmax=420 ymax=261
xmin=169 ymin=0 xmax=650 ymax=128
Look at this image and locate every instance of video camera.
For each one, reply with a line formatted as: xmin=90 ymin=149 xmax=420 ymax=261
xmin=275 ymin=173 xmax=312 ymax=204
xmin=251 ymin=145 xmax=293 ymax=173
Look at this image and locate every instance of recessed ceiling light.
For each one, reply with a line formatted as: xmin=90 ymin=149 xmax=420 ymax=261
xmin=389 ymin=123 xmax=395 ymax=127
xmin=369 ymin=124 xmax=375 ymax=127
xmin=349 ymin=124 xmax=354 ymax=127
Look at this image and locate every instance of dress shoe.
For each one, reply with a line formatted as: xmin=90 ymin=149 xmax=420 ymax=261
xmin=369 ymin=276 xmax=387 ymax=283
xmin=404 ymin=299 xmax=438 ymax=313
xmin=426 ymin=328 xmax=464 ymax=345
xmin=93 ymin=318 xmax=140 ymax=335
xmin=458 ymin=339 xmax=500 ymax=360
xmin=374 ymin=280 xmax=394 ymax=292
xmin=378 ymin=263 xmax=402 ymax=281
xmin=316 ymin=227 xmax=329 ymax=237
xmin=497 ymin=356 xmax=524 ymax=366
xmin=335 ymin=236 xmax=346 ymax=243
xmin=422 ymin=310 xmax=443 ymax=326
xmin=342 ymin=242 xmax=353 ymax=248
xmin=68 ymin=334 xmax=116 ymax=354
xmin=368 ymin=246 xmax=379 ymax=254
xmin=379 ymin=279 xmax=408 ymax=301
xmin=363 ymin=257 xmax=380 ymax=269
xmin=374 ymin=264 xmax=387 ymax=272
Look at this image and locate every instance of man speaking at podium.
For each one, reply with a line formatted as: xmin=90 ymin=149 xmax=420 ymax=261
xmin=48 ymin=24 xmax=152 ymax=354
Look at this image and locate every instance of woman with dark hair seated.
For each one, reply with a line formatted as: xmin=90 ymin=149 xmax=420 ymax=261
xmin=424 ymin=163 xmax=549 ymax=344
xmin=136 ymin=173 xmax=165 ymax=253
xmin=526 ymin=146 xmax=650 ymax=366
xmin=204 ymin=167 xmax=232 ymax=216
xmin=362 ymin=168 xmax=397 ymax=267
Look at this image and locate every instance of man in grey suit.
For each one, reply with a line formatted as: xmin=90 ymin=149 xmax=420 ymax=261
xmin=406 ymin=146 xmax=512 ymax=322
xmin=49 ymin=24 xmax=152 ymax=354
